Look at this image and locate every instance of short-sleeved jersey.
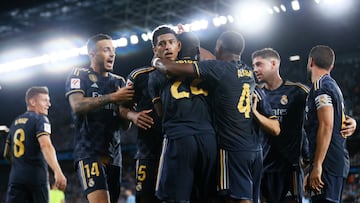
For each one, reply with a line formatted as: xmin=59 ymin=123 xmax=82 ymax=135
xmin=126 ymin=66 xmax=163 ymax=159
xmin=304 ymin=74 xmax=349 ymax=178
xmin=148 ymin=60 xmax=214 ymax=139
xmin=65 ymin=67 xmax=125 ymax=163
xmin=7 ymin=111 xmax=51 ymax=185
xmin=193 ymin=60 xmax=259 ymax=151
xmin=261 ymin=80 xmax=309 ymax=170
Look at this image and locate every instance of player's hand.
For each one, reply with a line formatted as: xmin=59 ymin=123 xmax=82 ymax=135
xmin=251 ymin=94 xmax=259 ymax=112
xmin=112 ymin=86 xmax=134 ymax=103
xmin=309 ymin=165 xmax=324 ymax=193
xmin=341 ymin=115 xmax=357 ymax=138
xmin=54 ymin=172 xmax=67 ymax=191
xmin=177 ymin=23 xmax=186 ymax=34
xmin=128 ymin=109 xmax=154 ymax=130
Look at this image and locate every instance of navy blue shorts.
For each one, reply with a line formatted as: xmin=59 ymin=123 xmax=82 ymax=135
xmin=261 ymin=164 xmax=304 ymax=202
xmin=218 ymin=149 xmax=263 ymax=202
xmin=156 ymin=133 xmax=217 ymax=202
xmin=135 ymin=158 xmax=160 ymax=197
xmin=309 ymin=171 xmax=345 ymax=203
xmin=76 ymin=157 xmax=109 ymax=197
xmin=6 ymin=183 xmax=49 ymax=203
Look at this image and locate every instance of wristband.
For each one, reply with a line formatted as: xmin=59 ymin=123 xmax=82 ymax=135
xmin=152 ymin=57 xmax=161 ymax=67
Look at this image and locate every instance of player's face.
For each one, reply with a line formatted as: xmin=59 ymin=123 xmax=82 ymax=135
xmin=33 ymin=93 xmax=51 ymax=115
xmin=252 ymin=56 xmax=275 ymax=83
xmin=93 ymin=39 xmax=115 ymax=72
xmin=153 ymin=33 xmax=180 ymax=61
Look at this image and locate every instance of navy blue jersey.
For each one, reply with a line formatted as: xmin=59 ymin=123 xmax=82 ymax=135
xmin=7 ymin=111 xmax=51 ymax=185
xmin=65 ymin=67 xmax=125 ymax=163
xmin=261 ymin=80 xmax=309 ymax=170
xmin=126 ymin=66 xmax=163 ymax=159
xmin=304 ymin=74 xmax=349 ymax=178
xmin=193 ymin=60 xmax=259 ymax=151
xmin=148 ymin=60 xmax=214 ymax=139
xmin=253 ymin=86 xmax=278 ymax=153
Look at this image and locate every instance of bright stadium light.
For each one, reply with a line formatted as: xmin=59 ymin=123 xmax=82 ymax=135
xmin=289 ymin=55 xmax=301 ymax=61
xmin=267 ymin=8 xmax=274 ymax=14
xmin=317 ymin=0 xmax=352 ymax=17
xmin=227 ymin=15 xmax=234 ymax=23
xmin=234 ymin=1 xmax=272 ymax=33
xmin=213 ymin=17 xmax=222 ymax=27
xmin=130 ymin=35 xmax=139 ymax=44
xmin=190 ymin=20 xmax=209 ymax=31
xmin=113 ymin=37 xmax=128 ymax=47
xmin=280 ymin=4 xmax=287 ymax=12
xmin=291 ymin=0 xmax=300 ymax=11
xmin=141 ymin=33 xmax=149 ymax=41
xmin=273 ymin=6 xmax=280 ymax=13
xmin=315 ymin=0 xmax=321 ymax=4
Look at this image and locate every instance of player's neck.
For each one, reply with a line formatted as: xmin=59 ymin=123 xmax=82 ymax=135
xmin=90 ymin=65 xmax=109 ymax=77
xmin=265 ymin=75 xmax=283 ymax=91
xmin=311 ymin=68 xmax=329 ymax=83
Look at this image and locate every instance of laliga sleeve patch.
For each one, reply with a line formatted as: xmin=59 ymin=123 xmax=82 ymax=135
xmin=44 ymin=123 xmax=51 ymax=134
xmin=315 ymin=94 xmax=332 ymax=109
xmin=71 ymin=78 xmax=81 ymax=89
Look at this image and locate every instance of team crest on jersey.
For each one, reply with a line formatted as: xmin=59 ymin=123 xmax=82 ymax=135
xmin=89 ymin=74 xmax=98 ymax=83
xmin=280 ymin=95 xmax=288 ymax=105
xmin=136 ymin=183 xmax=142 ymax=191
xmin=88 ymin=178 xmax=95 ymax=187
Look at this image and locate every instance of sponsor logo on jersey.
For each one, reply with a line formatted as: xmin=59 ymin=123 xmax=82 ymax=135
xmin=71 ymin=78 xmax=80 ymax=89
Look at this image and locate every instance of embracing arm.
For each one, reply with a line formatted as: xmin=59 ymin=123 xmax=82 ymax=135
xmin=252 ymin=94 xmax=280 ymax=136
xmin=152 ymin=58 xmax=197 ymax=77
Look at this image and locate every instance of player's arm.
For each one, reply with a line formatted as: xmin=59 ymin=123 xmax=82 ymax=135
xmin=310 ymin=104 xmax=333 ymax=192
xmin=341 ymin=115 xmax=357 ymax=137
xmin=68 ymin=86 xmax=134 ymax=115
xmin=38 ymin=135 xmax=67 ymax=191
xmin=152 ymin=58 xmax=196 ymax=77
xmin=252 ymin=94 xmax=280 ymax=136
xmin=3 ymin=135 xmax=11 ymax=162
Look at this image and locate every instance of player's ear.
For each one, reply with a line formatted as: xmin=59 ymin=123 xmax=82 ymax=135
xmin=177 ymin=40 xmax=182 ymax=51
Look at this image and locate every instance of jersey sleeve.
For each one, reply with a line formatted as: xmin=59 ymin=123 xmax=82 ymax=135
xmin=35 ymin=115 xmax=51 ymax=138
xmin=65 ymin=68 xmax=87 ymax=98
xmin=148 ymin=69 xmax=166 ymax=104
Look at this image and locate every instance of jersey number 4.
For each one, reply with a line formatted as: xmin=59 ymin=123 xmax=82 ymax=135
xmin=237 ymin=83 xmax=251 ymax=118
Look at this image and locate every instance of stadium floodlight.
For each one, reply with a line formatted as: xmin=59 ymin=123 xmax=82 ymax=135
xmin=141 ymin=33 xmax=149 ymax=41
xmin=213 ymin=17 xmax=221 ymax=27
xmin=273 ymin=6 xmax=280 ymax=13
xmin=267 ymin=8 xmax=274 ymax=14
xmin=190 ymin=20 xmax=208 ymax=31
xmin=130 ymin=35 xmax=139 ymax=45
xmin=291 ymin=0 xmax=300 ymax=11
xmin=227 ymin=15 xmax=234 ymax=23
xmin=280 ymin=4 xmax=287 ymax=12
xmin=289 ymin=55 xmax=300 ymax=61
xmin=113 ymin=37 xmax=128 ymax=48
xmin=315 ymin=0 xmax=321 ymax=4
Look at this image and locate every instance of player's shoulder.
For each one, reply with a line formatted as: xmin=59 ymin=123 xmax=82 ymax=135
xmin=284 ymin=80 xmax=309 ymax=93
xmin=128 ymin=66 xmax=155 ymax=79
xmin=109 ymin=72 xmax=126 ymax=83
xmin=313 ymin=74 xmax=335 ymax=91
xmin=71 ymin=67 xmax=91 ymax=77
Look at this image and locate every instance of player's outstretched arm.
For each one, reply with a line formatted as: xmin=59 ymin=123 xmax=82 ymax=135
xmin=68 ymin=86 xmax=134 ymax=115
xmin=38 ymin=135 xmax=67 ymax=191
xmin=152 ymin=57 xmax=196 ymax=77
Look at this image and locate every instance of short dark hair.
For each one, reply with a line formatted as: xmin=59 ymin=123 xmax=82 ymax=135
xmin=309 ymin=45 xmax=335 ymax=70
xmin=25 ymin=86 xmax=49 ymax=105
xmin=87 ymin=33 xmax=112 ymax=54
xmin=218 ymin=31 xmax=245 ymax=55
xmin=251 ymin=48 xmax=281 ymax=61
xmin=151 ymin=25 xmax=177 ymax=48
xmin=177 ymin=32 xmax=200 ymax=60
